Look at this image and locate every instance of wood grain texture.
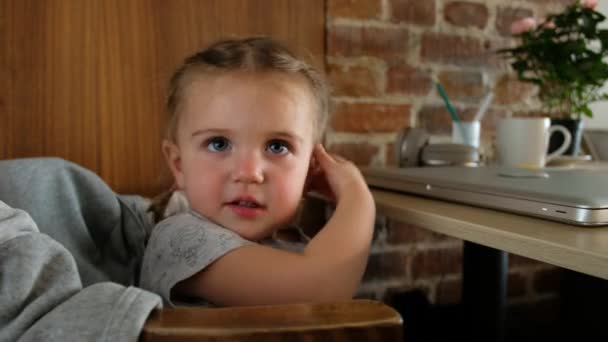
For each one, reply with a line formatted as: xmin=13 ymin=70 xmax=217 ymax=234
xmin=372 ymin=188 xmax=608 ymax=280
xmin=140 ymin=299 xmax=403 ymax=342
xmin=0 ymin=0 xmax=325 ymax=195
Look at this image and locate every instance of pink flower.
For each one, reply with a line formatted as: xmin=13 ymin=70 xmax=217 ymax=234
xmin=542 ymin=21 xmax=556 ymax=29
xmin=582 ymin=0 xmax=598 ymax=9
xmin=510 ymin=17 xmax=537 ymax=35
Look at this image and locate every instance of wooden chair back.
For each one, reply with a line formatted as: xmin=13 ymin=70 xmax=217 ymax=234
xmin=141 ymin=300 xmax=403 ymax=341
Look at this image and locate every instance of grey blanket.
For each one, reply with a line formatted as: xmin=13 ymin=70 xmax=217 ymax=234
xmin=0 ymin=158 xmax=162 ymax=341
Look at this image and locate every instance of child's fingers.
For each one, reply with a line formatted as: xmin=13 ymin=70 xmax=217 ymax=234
xmin=311 ymin=144 xmax=365 ymax=202
xmin=313 ymin=144 xmax=348 ymax=167
xmin=313 ymin=144 xmax=334 ymax=167
xmin=332 ymin=154 xmax=348 ymax=163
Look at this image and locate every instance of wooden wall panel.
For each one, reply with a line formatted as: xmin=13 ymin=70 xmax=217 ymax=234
xmin=0 ymin=0 xmax=325 ymax=195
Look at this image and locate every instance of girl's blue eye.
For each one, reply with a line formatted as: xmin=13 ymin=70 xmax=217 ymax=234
xmin=267 ymin=140 xmax=290 ymax=155
xmin=206 ymin=137 xmax=230 ymax=152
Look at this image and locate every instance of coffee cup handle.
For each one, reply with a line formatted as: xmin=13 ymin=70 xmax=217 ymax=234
xmin=546 ymin=125 xmax=572 ymax=162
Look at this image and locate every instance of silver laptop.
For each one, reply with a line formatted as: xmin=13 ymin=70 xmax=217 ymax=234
xmin=362 ymin=165 xmax=608 ymax=226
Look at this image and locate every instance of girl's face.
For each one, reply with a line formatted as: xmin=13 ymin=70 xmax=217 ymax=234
xmin=164 ymin=71 xmax=316 ymax=241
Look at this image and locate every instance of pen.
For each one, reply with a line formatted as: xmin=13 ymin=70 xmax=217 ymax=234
xmin=435 ymin=82 xmax=461 ymax=124
xmin=435 ymin=82 xmax=468 ymax=143
xmin=473 ymin=92 xmax=494 ymax=122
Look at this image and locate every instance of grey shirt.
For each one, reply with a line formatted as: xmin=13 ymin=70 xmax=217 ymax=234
xmin=140 ymin=210 xmax=310 ymax=307
xmin=140 ymin=211 xmax=254 ymax=306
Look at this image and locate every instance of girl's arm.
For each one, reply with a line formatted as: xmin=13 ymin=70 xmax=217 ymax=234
xmin=174 ymin=144 xmax=375 ymax=306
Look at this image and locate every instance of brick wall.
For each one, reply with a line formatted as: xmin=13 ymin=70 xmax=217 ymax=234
xmin=325 ymin=0 xmax=574 ymax=309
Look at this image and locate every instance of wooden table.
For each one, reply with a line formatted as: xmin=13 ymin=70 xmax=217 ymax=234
xmin=371 ymin=188 xmax=608 ymax=341
xmin=373 ymin=189 xmax=608 ymax=279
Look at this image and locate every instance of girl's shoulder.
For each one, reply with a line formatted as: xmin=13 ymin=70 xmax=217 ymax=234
xmin=151 ymin=210 xmax=246 ymax=246
xmin=155 ymin=210 xmax=222 ymax=233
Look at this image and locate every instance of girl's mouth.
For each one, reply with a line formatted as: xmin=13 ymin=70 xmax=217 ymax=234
xmin=231 ymin=200 xmax=261 ymax=208
xmin=226 ymin=198 xmax=265 ymax=219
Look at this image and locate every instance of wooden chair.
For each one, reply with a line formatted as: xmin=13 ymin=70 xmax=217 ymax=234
xmin=141 ymin=299 xmax=403 ymax=341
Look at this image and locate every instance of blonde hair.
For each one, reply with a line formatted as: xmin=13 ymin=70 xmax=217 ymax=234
xmin=150 ymin=37 xmax=328 ymax=222
xmin=166 ymin=36 xmax=328 ymax=143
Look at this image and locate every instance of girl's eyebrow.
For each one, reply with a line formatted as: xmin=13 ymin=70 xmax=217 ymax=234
xmin=272 ymin=132 xmax=304 ymax=144
xmin=190 ymin=129 xmax=305 ymax=144
xmin=191 ymin=129 xmax=229 ymax=138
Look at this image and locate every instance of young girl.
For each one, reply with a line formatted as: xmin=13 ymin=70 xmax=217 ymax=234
xmin=140 ymin=37 xmax=375 ymax=307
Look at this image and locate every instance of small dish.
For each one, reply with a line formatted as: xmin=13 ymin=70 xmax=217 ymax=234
xmin=546 ymin=155 xmax=592 ymax=167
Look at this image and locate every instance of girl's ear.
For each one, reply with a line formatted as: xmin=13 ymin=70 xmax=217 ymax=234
xmin=162 ymin=140 xmax=185 ymax=189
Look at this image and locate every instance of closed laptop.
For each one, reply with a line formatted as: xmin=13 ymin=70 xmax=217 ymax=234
xmin=362 ymin=165 xmax=608 ymax=226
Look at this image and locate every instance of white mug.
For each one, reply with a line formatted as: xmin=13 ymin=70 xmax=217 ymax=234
xmin=496 ymin=117 xmax=572 ymax=168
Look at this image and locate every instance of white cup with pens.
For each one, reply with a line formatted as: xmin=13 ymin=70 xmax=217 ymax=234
xmin=451 ymin=93 xmax=493 ymax=148
xmin=437 ymin=82 xmax=492 ymax=149
xmin=452 ymin=121 xmax=480 ymax=148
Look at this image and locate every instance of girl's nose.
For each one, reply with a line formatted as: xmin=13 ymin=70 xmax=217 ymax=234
xmin=232 ymin=152 xmax=264 ymax=184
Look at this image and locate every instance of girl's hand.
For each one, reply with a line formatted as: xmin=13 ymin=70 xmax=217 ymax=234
xmin=306 ymin=144 xmax=371 ymax=202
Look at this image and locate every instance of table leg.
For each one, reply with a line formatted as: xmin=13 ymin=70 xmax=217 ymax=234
xmin=462 ymin=241 xmax=508 ymax=342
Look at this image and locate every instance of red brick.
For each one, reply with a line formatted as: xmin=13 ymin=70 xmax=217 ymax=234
xmin=328 ymin=142 xmax=380 ymax=165
xmin=478 ymin=108 xmax=508 ymax=136
xmin=437 ymin=70 xmax=485 ymax=102
xmin=535 ymin=1 xmax=576 ymax=18
xmin=533 ymin=267 xmax=563 ymax=293
xmin=511 ymin=110 xmax=548 ymax=118
xmin=436 ymin=278 xmax=462 ymax=304
xmin=328 ymin=64 xmax=380 ymax=97
xmin=390 ymin=0 xmax=436 ymax=26
xmin=386 ymin=64 xmax=433 ymax=96
xmin=362 ymin=251 xmax=409 ymax=282
xmin=421 ymin=33 xmax=503 ymax=68
xmin=444 ymin=1 xmax=489 ymax=29
xmin=331 ymin=102 xmax=411 ymax=133
xmin=494 ymin=74 xmax=536 ymax=105
xmin=328 ymin=25 xmax=409 ymax=59
xmin=327 ymin=0 xmax=382 ymax=20
xmin=528 ymin=0 xmax=574 ymax=15
xmin=417 ymin=105 xmax=455 ymax=135
xmin=495 ymin=7 xmax=535 ymax=37
xmin=386 ymin=221 xmax=457 ymax=245
xmin=411 ymin=247 xmax=462 ymax=279
xmin=386 ymin=142 xmax=396 ymax=166
xmin=530 ymin=0 xmax=575 ymax=4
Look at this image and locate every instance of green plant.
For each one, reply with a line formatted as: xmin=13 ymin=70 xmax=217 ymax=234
xmin=499 ymin=1 xmax=608 ymax=119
